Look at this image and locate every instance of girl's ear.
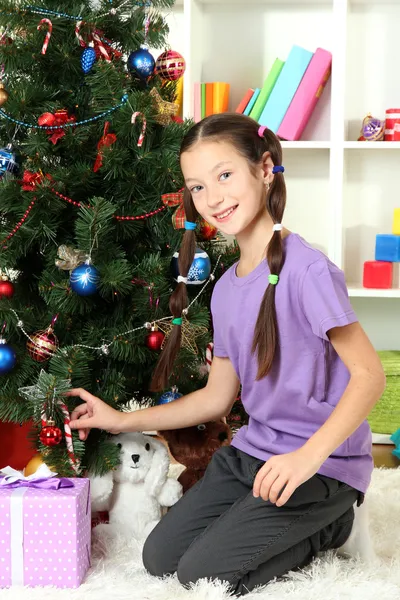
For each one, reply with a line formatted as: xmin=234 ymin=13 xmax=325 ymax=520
xmin=260 ymin=151 xmax=275 ymax=185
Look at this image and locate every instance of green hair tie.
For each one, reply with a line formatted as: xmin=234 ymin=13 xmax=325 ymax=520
xmin=268 ymin=274 xmax=279 ymax=286
xmin=172 ymin=317 xmax=183 ymax=326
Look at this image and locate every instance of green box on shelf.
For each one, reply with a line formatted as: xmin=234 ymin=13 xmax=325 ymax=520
xmin=367 ymin=351 xmax=400 ymax=434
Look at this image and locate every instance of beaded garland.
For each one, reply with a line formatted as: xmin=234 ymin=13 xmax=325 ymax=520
xmin=0 ymin=94 xmax=129 ymax=130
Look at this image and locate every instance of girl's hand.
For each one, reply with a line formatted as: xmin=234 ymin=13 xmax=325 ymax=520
xmin=67 ymin=388 xmax=126 ymax=441
xmin=252 ymin=448 xmax=324 ymax=507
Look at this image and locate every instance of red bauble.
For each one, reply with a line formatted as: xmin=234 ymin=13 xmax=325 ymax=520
xmin=38 ymin=112 xmax=56 ymax=127
xmin=155 ymin=50 xmax=186 ymax=81
xmin=40 ymin=421 xmax=62 ymax=446
xmin=27 ymin=327 xmax=59 ymax=362
xmin=0 ymin=278 xmax=15 ymax=299
xmin=146 ymin=328 xmax=165 ymax=351
xmin=199 ymin=219 xmax=218 ymax=241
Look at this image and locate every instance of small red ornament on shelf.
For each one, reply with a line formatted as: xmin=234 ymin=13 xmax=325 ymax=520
xmin=40 ymin=420 xmax=63 ymax=446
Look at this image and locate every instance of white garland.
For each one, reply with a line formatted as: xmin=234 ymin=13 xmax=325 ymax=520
xmin=9 ymin=255 xmax=221 ymax=356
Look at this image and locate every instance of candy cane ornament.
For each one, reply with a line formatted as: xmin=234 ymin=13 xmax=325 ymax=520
xmin=76 ymin=21 xmax=111 ymax=62
xmin=92 ymin=30 xmax=111 ymax=62
xmin=75 ymin=20 xmax=86 ymax=48
xmin=206 ymin=342 xmax=214 ymax=373
xmin=131 ymin=112 xmax=147 ymax=147
xmin=37 ymin=18 xmax=53 ymax=55
xmin=59 ymin=401 xmax=80 ymax=474
xmin=40 ymin=403 xmax=80 ymax=474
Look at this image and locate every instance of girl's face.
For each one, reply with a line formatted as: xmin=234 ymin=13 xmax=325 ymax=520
xmin=181 ymin=140 xmax=271 ymax=237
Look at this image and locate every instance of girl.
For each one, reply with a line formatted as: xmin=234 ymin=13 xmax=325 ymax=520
xmin=69 ymin=113 xmax=385 ymax=596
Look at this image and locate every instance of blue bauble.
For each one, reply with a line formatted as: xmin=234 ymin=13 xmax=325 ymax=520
xmin=81 ymin=46 xmax=97 ymax=74
xmin=0 ymin=341 xmax=16 ymax=375
xmin=171 ymin=247 xmax=211 ymax=285
xmin=127 ymin=46 xmax=155 ymax=79
xmin=70 ymin=262 xmax=100 ymax=296
xmin=158 ymin=387 xmax=182 ymax=405
xmin=0 ymin=144 xmax=19 ymax=179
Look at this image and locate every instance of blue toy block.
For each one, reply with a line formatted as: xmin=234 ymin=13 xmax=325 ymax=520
xmin=375 ymin=234 xmax=400 ymax=262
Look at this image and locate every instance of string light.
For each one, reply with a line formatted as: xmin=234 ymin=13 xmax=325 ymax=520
xmin=22 ymin=2 xmax=150 ymax=21
xmin=8 ymin=256 xmax=220 ymax=356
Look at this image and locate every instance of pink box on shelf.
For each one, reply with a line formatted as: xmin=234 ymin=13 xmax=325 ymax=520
xmin=278 ymin=48 xmax=332 ymax=141
xmin=0 ymin=472 xmax=91 ymax=589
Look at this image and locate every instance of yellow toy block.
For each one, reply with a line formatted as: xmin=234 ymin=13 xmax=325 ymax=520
xmin=393 ymin=208 xmax=400 ymax=235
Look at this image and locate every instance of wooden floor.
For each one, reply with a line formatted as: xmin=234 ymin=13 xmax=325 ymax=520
xmin=372 ymin=444 xmax=399 ymax=468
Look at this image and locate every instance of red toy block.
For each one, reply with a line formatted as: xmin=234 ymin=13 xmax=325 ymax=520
xmin=363 ymin=261 xmax=393 ymax=288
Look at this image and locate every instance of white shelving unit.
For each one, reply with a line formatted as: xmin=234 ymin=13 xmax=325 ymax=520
xmin=163 ymin=0 xmax=400 ymax=350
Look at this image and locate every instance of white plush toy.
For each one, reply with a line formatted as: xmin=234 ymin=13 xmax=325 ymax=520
xmin=90 ymin=432 xmax=182 ymax=540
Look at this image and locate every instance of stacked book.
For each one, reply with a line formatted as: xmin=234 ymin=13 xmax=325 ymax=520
xmin=193 ymin=82 xmax=230 ymax=122
xmin=236 ymin=45 xmax=332 ymax=141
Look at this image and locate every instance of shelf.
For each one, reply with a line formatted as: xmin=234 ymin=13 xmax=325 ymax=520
xmin=371 ymin=433 xmax=394 ymax=445
xmin=194 ymin=0 xmax=332 ymax=4
xmin=348 ymin=285 xmax=400 ymax=298
xmin=350 ymin=0 xmax=400 ymax=5
xmin=344 ymin=142 xmax=400 ymax=150
xmin=281 ymin=141 xmax=331 ymax=150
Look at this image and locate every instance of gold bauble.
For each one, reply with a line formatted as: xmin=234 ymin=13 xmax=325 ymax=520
xmin=0 ymin=83 xmax=9 ymax=107
xmin=24 ymin=453 xmax=53 ymax=477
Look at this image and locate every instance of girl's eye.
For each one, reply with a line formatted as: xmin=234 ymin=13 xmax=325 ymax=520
xmin=190 ymin=185 xmax=203 ymax=194
xmin=219 ymin=172 xmax=232 ymax=181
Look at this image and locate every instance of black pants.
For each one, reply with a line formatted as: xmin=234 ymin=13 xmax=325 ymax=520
xmin=143 ymin=446 xmax=359 ymax=596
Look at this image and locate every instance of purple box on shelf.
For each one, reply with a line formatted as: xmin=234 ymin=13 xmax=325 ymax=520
xmin=0 ymin=474 xmax=91 ymax=589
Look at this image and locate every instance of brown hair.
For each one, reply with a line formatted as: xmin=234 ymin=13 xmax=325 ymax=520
xmin=150 ymin=113 xmax=286 ymax=391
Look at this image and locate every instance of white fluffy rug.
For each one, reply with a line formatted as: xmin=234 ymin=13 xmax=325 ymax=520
xmin=1 ymin=467 xmax=400 ymax=600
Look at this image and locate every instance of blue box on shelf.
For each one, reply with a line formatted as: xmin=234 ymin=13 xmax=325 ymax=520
xmin=375 ymin=234 xmax=400 ymax=262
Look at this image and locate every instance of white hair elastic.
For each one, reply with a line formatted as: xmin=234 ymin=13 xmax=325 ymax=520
xmin=273 ymin=224 xmax=283 ymax=232
xmin=177 ymin=276 xmax=188 ymax=284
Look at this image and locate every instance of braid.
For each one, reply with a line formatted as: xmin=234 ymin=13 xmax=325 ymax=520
xmin=150 ymin=188 xmax=198 ymax=392
xmin=251 ymin=128 xmax=287 ymax=379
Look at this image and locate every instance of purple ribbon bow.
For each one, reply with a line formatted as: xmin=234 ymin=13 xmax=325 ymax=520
xmin=0 ymin=476 xmax=74 ymax=490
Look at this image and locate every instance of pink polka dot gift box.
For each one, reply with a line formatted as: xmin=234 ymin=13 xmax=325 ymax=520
xmin=0 ymin=464 xmax=91 ymax=588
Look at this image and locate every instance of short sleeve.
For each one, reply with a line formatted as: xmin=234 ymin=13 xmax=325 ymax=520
xmin=299 ymin=259 xmax=358 ymax=341
xmin=210 ymin=283 xmax=229 ymax=357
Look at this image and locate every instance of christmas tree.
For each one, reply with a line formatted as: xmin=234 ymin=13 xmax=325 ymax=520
xmin=0 ymin=0 xmax=239 ymax=477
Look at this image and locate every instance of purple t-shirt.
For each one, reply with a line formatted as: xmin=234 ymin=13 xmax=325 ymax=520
xmin=211 ymin=233 xmax=373 ymax=493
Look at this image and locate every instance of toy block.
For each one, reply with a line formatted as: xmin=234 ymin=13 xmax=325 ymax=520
xmin=375 ymin=234 xmax=400 ymax=262
xmin=393 ymin=209 xmax=400 ymax=235
xmin=363 ymin=261 xmax=392 ymax=289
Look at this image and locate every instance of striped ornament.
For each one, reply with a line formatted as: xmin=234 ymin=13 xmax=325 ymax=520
xmin=155 ymin=50 xmax=186 ymax=81
xmin=27 ymin=329 xmax=59 ymax=362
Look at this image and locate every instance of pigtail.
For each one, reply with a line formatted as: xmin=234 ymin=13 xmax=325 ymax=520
xmin=150 ymin=187 xmax=198 ymax=392
xmin=252 ymin=129 xmax=287 ymax=380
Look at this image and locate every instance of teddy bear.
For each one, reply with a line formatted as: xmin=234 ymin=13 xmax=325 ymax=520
xmin=90 ymin=432 xmax=182 ymax=540
xmin=158 ymin=420 xmax=232 ymax=493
